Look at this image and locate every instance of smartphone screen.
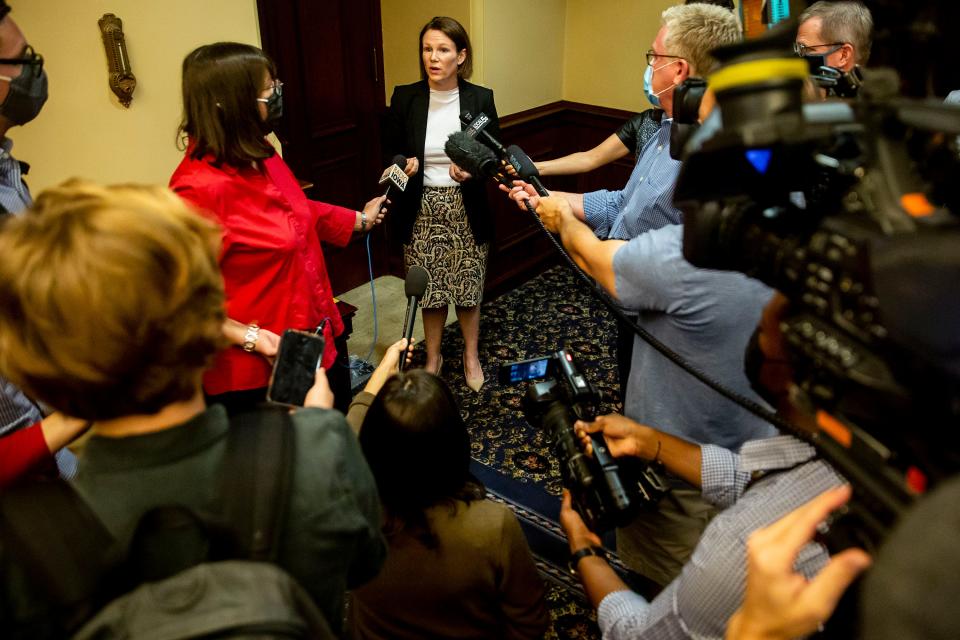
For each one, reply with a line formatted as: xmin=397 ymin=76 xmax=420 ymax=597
xmin=267 ymin=329 xmax=325 ymax=407
xmin=498 ymin=357 xmax=551 ymax=385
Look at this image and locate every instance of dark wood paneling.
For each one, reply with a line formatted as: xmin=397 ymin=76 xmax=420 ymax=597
xmin=482 ymin=100 xmax=634 ymax=300
xmin=257 ymin=0 xmax=388 ymax=296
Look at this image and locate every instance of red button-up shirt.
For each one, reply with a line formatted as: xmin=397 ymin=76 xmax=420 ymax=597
xmin=170 ymin=149 xmax=356 ymax=395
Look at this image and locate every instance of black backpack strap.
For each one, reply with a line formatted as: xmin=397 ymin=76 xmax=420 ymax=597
xmin=0 ymin=479 xmax=123 ymax=627
xmin=222 ymin=406 xmax=296 ymax=562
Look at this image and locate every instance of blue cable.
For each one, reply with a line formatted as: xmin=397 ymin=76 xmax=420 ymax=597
xmin=343 ymin=232 xmax=378 ymax=369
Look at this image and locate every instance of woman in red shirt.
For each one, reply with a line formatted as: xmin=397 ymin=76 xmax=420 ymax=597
xmin=170 ymin=42 xmax=386 ymax=414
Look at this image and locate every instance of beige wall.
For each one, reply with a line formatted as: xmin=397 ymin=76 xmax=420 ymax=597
xmin=482 ymin=0 xmax=565 ymax=115
xmin=380 ymin=0 xmax=667 ymax=115
xmin=15 ymin=0 xmax=688 ymax=194
xmin=380 ymin=0 xmax=472 ymax=101
xmin=12 ymin=0 xmax=261 ymax=193
xmin=379 ymin=0 xmax=565 ymax=115
xmin=563 ymin=0 xmax=674 ymax=112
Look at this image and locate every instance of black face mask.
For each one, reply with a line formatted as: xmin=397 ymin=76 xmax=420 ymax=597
xmin=803 ymin=53 xmax=829 ymax=75
xmin=259 ymin=88 xmax=283 ymax=133
xmin=0 ymin=66 xmax=48 ymax=126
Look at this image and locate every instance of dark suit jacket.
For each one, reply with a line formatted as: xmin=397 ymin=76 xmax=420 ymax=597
xmin=381 ymin=79 xmax=500 ymax=245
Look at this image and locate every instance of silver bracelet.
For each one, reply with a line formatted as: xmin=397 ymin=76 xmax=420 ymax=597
xmin=360 ymin=211 xmax=368 ymax=231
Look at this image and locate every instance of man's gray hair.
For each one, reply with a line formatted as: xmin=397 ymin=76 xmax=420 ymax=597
xmin=799 ymin=1 xmax=873 ymax=65
xmin=661 ymin=3 xmax=743 ymax=77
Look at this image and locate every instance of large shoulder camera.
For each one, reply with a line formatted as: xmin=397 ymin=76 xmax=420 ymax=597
xmin=501 ymin=350 xmax=667 ymax=532
xmin=674 ymin=19 xmax=960 ymax=549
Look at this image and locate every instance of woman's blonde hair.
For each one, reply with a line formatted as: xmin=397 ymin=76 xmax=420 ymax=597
xmin=0 ymin=181 xmax=226 ymax=420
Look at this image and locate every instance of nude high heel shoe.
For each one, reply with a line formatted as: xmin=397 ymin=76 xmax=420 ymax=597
xmin=463 ymin=355 xmax=485 ymax=393
xmin=426 ymin=354 xmax=443 ymax=375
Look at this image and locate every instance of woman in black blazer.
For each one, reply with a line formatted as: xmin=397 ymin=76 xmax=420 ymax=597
xmin=382 ymin=16 xmax=499 ymax=393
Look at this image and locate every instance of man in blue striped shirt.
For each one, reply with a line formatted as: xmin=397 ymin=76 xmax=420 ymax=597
xmin=509 ymin=4 xmax=768 ymax=590
xmin=0 ymin=5 xmax=76 ymax=478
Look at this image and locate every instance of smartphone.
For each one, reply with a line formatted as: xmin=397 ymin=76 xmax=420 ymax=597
xmin=498 ymin=356 xmax=551 ymax=385
xmin=266 ymin=329 xmax=325 ymax=407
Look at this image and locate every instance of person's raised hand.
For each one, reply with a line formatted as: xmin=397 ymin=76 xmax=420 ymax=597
xmin=575 ymin=414 xmax=650 ymax=460
xmin=362 ymin=194 xmax=389 ymax=229
xmin=499 ymin=179 xmax=539 ymax=212
xmin=404 ymin=157 xmax=419 ymax=177
xmin=303 ymin=367 xmax=335 ymax=409
xmin=449 ymin=162 xmax=472 ymax=183
xmin=726 ymin=485 xmax=872 ymax=640
xmin=361 ymin=337 xmax=416 ymax=397
xmin=255 ymin=328 xmax=282 ymax=364
xmin=559 ymin=489 xmax=602 ymax=553
xmin=379 ymin=337 xmax=415 ymax=372
xmin=534 ymin=196 xmax=575 ymax=233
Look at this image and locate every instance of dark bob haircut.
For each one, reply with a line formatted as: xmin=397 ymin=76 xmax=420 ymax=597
xmin=178 ymin=42 xmax=276 ymax=167
xmin=359 ymin=370 xmax=484 ymax=546
xmin=418 ymin=16 xmax=473 ymax=81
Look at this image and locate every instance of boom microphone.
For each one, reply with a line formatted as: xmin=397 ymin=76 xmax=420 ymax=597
xmin=400 ymin=265 xmax=429 ymax=371
xmin=379 ymin=154 xmax=409 ymax=199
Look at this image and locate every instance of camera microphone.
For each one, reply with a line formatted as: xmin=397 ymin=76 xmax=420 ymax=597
xmin=379 ymin=154 xmax=409 ymax=200
xmin=400 ymin=265 xmax=429 ymax=371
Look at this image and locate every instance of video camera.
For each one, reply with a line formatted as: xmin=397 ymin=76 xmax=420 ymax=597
xmin=500 ymin=349 xmax=668 ymax=532
xmin=674 ymin=19 xmax=960 ymax=549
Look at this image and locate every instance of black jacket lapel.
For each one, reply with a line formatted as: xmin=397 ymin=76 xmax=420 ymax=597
xmin=411 ymin=82 xmax=429 ymax=162
xmin=458 ymin=81 xmax=478 ymax=131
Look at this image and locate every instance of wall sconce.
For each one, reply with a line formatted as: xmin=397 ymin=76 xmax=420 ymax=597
xmin=98 ymin=13 xmax=136 ymax=108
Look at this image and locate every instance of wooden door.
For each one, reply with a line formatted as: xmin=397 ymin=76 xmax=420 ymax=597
xmin=257 ymin=0 xmax=390 ymax=295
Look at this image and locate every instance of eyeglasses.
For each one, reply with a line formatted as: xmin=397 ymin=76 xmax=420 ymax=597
xmin=646 ymin=49 xmax=685 ymax=66
xmin=0 ymin=46 xmax=44 ymax=78
xmin=258 ymin=79 xmax=283 ymax=101
xmin=793 ymin=41 xmax=844 ymax=58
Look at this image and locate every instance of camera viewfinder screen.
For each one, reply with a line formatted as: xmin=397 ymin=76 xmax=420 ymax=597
xmin=509 ymin=358 xmax=549 ymax=382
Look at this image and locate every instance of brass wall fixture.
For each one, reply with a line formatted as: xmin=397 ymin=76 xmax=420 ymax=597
xmin=98 ymin=13 xmax=136 ymax=107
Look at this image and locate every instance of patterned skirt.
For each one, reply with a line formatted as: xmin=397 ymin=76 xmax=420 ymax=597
xmin=404 ymin=186 xmax=489 ymax=308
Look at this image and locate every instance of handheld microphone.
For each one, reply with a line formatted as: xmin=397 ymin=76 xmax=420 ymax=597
xmin=445 ymin=131 xmax=506 ymax=183
xmin=457 ymin=112 xmax=548 ymax=196
xmin=506 ymin=144 xmax=549 ymax=196
xmin=460 ymin=111 xmax=509 ymax=157
xmin=400 ymin=265 xmax=429 ymax=371
xmin=379 ymin=154 xmax=409 ymax=199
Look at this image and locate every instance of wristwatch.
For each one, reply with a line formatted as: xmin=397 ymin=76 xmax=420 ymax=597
xmin=568 ymin=546 xmax=606 ymax=576
xmin=241 ymin=323 xmax=260 ymax=352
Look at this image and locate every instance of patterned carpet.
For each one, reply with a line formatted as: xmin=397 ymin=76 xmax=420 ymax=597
xmin=415 ymin=265 xmax=627 ymax=639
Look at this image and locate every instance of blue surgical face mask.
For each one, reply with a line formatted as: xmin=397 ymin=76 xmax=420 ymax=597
xmin=643 ymin=60 xmax=679 ymax=108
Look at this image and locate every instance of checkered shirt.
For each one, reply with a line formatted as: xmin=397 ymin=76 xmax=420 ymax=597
xmin=597 ymin=435 xmax=845 ymax=639
xmin=582 ymin=119 xmax=683 ymax=240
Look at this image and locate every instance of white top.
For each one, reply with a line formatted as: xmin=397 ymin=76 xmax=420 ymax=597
xmin=423 ymin=87 xmax=460 ymax=187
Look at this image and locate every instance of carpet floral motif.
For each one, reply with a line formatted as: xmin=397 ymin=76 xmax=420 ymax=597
xmin=416 ymin=266 xmax=625 ymax=639
xmin=433 ymin=266 xmax=623 ymax=495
